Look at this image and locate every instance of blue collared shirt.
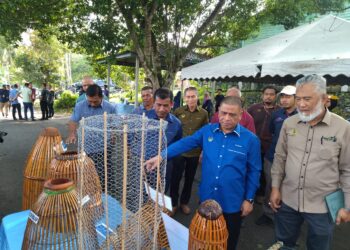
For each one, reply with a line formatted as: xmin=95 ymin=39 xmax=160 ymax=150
xmin=133 ymin=104 xmax=152 ymax=116
xmin=146 ymin=109 xmax=182 ymax=146
xmin=9 ymin=89 xmax=20 ymax=104
xmin=71 ymin=99 xmax=117 ymax=122
xmin=165 ymin=123 xmax=261 ymax=213
xmin=265 ymin=108 xmax=297 ymax=162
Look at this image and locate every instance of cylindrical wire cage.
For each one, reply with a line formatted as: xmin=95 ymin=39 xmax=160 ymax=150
xmin=77 ymin=114 xmax=168 ymax=250
xmin=22 ymin=127 xmax=62 ymax=210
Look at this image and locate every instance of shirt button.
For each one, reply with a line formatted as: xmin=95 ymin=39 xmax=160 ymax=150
xmin=214 ymin=187 xmax=218 ymax=190
xmin=217 ymin=165 xmax=220 ymax=168
xmin=301 ymin=176 xmax=304 ymax=178
xmin=222 ymin=145 xmax=225 ymax=148
xmin=299 ymin=187 xmax=303 ymax=190
xmin=216 ymin=176 xmax=219 ymax=179
xmin=219 ymin=155 xmax=222 ymax=158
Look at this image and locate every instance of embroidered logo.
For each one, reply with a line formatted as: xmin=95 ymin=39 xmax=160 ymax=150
xmin=181 ymin=114 xmax=186 ymax=118
xmin=287 ymin=128 xmax=297 ymax=136
xmin=208 ymin=136 xmax=214 ymax=142
xmin=321 ymin=136 xmax=337 ymax=144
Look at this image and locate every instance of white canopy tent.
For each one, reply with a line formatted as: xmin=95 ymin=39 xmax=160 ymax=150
xmin=181 ymin=15 xmax=350 ymax=80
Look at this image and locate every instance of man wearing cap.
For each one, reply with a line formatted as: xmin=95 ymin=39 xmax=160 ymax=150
xmin=255 ymin=85 xmax=297 ymax=226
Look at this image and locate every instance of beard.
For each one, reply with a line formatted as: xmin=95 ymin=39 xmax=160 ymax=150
xmin=297 ymin=100 xmax=324 ymax=122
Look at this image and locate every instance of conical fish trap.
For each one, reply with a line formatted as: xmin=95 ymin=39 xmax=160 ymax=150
xmin=22 ymin=127 xmax=62 ymax=210
xmin=189 ymin=200 xmax=228 ymax=250
xmin=22 ymin=178 xmax=98 ymax=250
xmin=48 ymin=151 xmax=104 ymax=220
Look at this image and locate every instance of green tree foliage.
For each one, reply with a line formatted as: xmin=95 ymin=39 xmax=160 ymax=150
xmin=0 ymin=0 xmax=261 ymax=89
xmin=12 ymin=33 xmax=66 ymax=86
xmin=54 ymin=90 xmax=78 ymax=111
xmin=71 ymin=53 xmax=95 ymax=82
xmin=263 ymin=0 xmax=349 ymax=30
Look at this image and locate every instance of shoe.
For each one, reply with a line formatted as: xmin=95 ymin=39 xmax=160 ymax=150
xmin=267 ymin=241 xmax=284 ymax=250
xmin=40 ymin=118 xmax=45 ymax=120
xmin=32 ymin=118 xmax=36 ymax=121
xmin=19 ymin=118 xmax=24 ymax=120
xmin=169 ymin=206 xmax=177 ymax=217
xmin=14 ymin=118 xmax=17 ymax=120
xmin=255 ymin=214 xmax=273 ymax=226
xmin=180 ymin=204 xmax=191 ymax=215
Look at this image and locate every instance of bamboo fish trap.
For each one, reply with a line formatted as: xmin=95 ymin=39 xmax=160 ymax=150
xmin=48 ymin=151 xmax=104 ymax=220
xmin=188 ymin=200 xmax=228 ymax=250
xmin=22 ymin=178 xmax=98 ymax=250
xmin=22 ymin=127 xmax=62 ymax=210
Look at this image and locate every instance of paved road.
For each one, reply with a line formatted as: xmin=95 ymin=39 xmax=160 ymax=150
xmin=0 ymin=113 xmax=349 ymax=249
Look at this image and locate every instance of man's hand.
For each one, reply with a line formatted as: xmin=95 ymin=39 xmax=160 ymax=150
xmin=336 ymin=208 xmax=350 ymax=225
xmin=66 ymin=134 xmax=77 ymax=144
xmin=241 ymin=200 xmax=253 ymax=217
xmin=270 ymin=187 xmax=282 ymax=212
xmin=144 ymin=155 xmax=163 ymax=171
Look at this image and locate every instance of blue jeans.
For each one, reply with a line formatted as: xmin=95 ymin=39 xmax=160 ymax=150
xmin=23 ymin=102 xmax=34 ymax=119
xmin=275 ymin=202 xmax=334 ymax=250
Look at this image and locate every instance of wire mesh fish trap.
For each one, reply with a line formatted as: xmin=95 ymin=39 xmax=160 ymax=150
xmin=22 ymin=127 xmax=62 ymax=210
xmin=77 ymin=114 xmax=168 ymax=250
xmin=22 ymin=178 xmax=98 ymax=250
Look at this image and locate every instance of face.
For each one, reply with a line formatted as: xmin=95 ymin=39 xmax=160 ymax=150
xmin=154 ymin=97 xmax=173 ymax=119
xmin=262 ymin=88 xmax=277 ymax=105
xmin=280 ymin=94 xmax=295 ymax=109
xmin=218 ymin=103 xmax=242 ymax=132
xmin=87 ymin=95 xmax=103 ymax=107
xmin=82 ymin=78 xmax=94 ymax=92
xmin=29 ymin=83 xmax=33 ymax=89
xmin=141 ymin=89 xmax=153 ymax=106
xmin=184 ymin=90 xmax=198 ymax=108
xmin=295 ymin=84 xmax=327 ymax=122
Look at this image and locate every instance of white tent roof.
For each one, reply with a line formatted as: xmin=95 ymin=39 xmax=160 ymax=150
xmin=181 ymin=15 xmax=350 ymax=80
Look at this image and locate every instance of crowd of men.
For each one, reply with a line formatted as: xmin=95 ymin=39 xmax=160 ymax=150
xmin=66 ymin=75 xmax=350 ymax=250
xmin=0 ymin=82 xmax=55 ymax=121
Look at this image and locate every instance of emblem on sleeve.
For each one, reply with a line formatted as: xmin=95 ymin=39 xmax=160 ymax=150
xmin=208 ymin=136 xmax=214 ymax=142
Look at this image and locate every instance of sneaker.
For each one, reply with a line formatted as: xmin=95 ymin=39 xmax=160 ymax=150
xmin=267 ymin=241 xmax=284 ymax=250
xmin=255 ymin=214 xmax=273 ymax=226
xmin=180 ymin=204 xmax=191 ymax=215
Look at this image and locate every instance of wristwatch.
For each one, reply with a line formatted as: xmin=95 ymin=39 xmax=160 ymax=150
xmin=246 ymin=199 xmax=254 ymax=204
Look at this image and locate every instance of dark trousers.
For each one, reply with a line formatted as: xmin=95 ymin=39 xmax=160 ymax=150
xmin=11 ymin=104 xmax=22 ymax=120
xmin=256 ymin=153 xmax=266 ymax=196
xmin=165 ymin=160 xmax=173 ymax=193
xmin=275 ymin=202 xmax=334 ymax=250
xmin=170 ymin=156 xmax=199 ymax=206
xmin=40 ymin=101 xmax=48 ymax=119
xmin=48 ymin=103 xmax=54 ymax=117
xmin=23 ymin=102 xmax=34 ymax=120
xmin=223 ymin=212 xmax=242 ymax=250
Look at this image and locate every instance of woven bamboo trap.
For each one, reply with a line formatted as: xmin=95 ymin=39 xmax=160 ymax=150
xmin=22 ymin=178 xmax=98 ymax=250
xmin=22 ymin=127 xmax=62 ymax=210
xmin=48 ymin=151 xmax=104 ymax=220
xmin=189 ymin=200 xmax=228 ymax=250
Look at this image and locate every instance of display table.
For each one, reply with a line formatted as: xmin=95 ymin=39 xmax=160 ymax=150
xmin=0 ymin=195 xmax=188 ymax=250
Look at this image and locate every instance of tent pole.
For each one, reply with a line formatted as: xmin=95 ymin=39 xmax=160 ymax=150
xmin=135 ymin=55 xmax=140 ymax=107
xmin=107 ymin=62 xmax=111 ymax=92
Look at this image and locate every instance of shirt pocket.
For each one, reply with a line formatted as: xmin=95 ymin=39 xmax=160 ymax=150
xmin=318 ymin=142 xmax=340 ymax=161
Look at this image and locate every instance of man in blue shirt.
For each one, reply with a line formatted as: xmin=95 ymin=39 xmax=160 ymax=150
xmin=255 ymin=85 xmax=297 ymax=227
xmin=146 ymin=96 xmax=261 ymax=249
xmin=9 ymin=84 xmax=24 ymax=120
xmin=146 ymin=88 xmax=182 ymax=193
xmin=67 ymin=84 xmax=117 ymax=191
xmin=133 ymin=86 xmax=154 ymax=115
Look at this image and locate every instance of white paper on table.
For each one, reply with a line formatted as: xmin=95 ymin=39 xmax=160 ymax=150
xmin=161 ymin=212 xmax=189 ymax=250
xmin=144 ymin=182 xmax=172 ymax=211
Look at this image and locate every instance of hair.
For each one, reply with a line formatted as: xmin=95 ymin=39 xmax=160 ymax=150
xmin=141 ymin=86 xmax=153 ymax=92
xmin=217 ymin=88 xmax=223 ymax=92
xmin=220 ymin=96 xmax=242 ymax=109
xmin=262 ymin=85 xmax=278 ymax=94
xmin=86 ymin=84 xmax=103 ymax=97
xmin=184 ymin=86 xmax=198 ymax=96
xmin=226 ymin=87 xmax=242 ymax=98
xmin=24 ymin=82 xmax=29 ymax=87
xmin=296 ymin=74 xmax=327 ymax=95
xmin=42 ymin=83 xmax=47 ymax=88
xmin=14 ymin=84 xmax=18 ymax=88
xmin=154 ymin=88 xmax=173 ymax=102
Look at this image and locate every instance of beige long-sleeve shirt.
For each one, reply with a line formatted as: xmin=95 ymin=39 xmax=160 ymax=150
xmin=271 ymin=110 xmax=350 ymax=213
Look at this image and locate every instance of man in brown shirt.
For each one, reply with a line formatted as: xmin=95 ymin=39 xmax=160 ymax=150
xmin=269 ymin=75 xmax=350 ymax=250
xmin=248 ymin=86 xmax=279 ymax=200
xmin=171 ymin=86 xmax=208 ymax=215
